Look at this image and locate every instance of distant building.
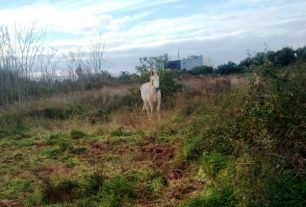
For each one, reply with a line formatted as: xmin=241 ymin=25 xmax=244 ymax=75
xmin=167 ymin=60 xmax=181 ymax=70
xmin=166 ymin=55 xmax=203 ymax=70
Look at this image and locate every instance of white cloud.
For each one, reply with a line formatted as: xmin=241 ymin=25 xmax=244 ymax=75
xmin=0 ymin=0 xmax=305 ymax=72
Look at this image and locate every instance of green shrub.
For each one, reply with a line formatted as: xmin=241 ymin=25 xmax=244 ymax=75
xmin=46 ymin=133 xmax=65 ymax=145
xmin=70 ymin=129 xmax=86 ymax=139
xmin=0 ymin=114 xmax=29 ymax=139
xmin=181 ymin=185 xmax=237 ymax=207
xmin=127 ymin=170 xmax=167 ymax=198
xmin=178 ymin=63 xmax=306 ymax=206
xmin=111 ymin=127 xmax=133 ymax=137
xmin=159 ymin=69 xmax=183 ymax=107
xmin=80 ymin=172 xmax=105 ymax=195
xmin=227 ymin=63 xmax=306 ymax=205
xmin=89 ymin=94 xmax=121 ymax=122
xmin=42 ymin=147 xmax=63 ymax=158
xmin=70 ymin=146 xmax=87 ymax=155
xmin=122 ymin=88 xmax=142 ymax=111
xmin=149 ymin=176 xmax=165 ymax=195
xmin=43 ymin=139 xmax=73 ymax=158
xmin=181 ymin=102 xmax=200 ymax=116
xmin=38 ymin=172 xmax=106 ymax=204
xmin=58 ymin=139 xmax=74 ymax=152
xmin=182 ymin=135 xmax=205 ymax=160
xmin=64 ymin=159 xmax=76 ymax=168
xmin=182 ymin=133 xmax=232 ymax=161
xmin=188 ymin=65 xmax=214 ymax=75
xmin=1 ymin=179 xmax=33 ymax=199
xmin=198 ymin=152 xmax=230 ymax=177
xmin=28 ymin=108 xmax=68 ymax=120
xmin=40 ymin=178 xmax=79 ymax=204
xmin=98 ymin=176 xmax=137 ymax=206
xmin=263 ymin=172 xmax=306 ymax=207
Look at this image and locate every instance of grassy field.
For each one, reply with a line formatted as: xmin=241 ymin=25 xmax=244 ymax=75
xmin=0 ymin=65 xmax=305 ymax=207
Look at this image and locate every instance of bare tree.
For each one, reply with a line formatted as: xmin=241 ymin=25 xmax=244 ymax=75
xmin=0 ymin=23 xmax=47 ymax=106
xmin=63 ymin=48 xmax=85 ymax=81
xmin=62 ymin=34 xmax=109 ymax=90
xmin=0 ymin=25 xmax=110 ymax=107
xmin=87 ymin=35 xmax=106 ymax=74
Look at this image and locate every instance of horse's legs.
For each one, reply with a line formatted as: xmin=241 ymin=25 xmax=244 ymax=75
xmin=157 ymin=100 xmax=161 ymax=120
xmin=144 ymin=101 xmax=150 ymax=119
xmin=157 ymin=92 xmax=161 ymax=121
xmin=148 ymin=101 xmax=154 ymax=118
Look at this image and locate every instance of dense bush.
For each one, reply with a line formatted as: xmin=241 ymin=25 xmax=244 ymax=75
xmin=187 ymin=65 xmax=214 ymax=75
xmin=111 ymin=127 xmax=134 ymax=136
xmin=181 ymin=184 xmax=237 ymax=207
xmin=180 ymin=62 xmax=306 ymax=206
xmin=274 ymin=47 xmax=296 ymax=66
xmin=237 ymin=46 xmax=298 ymax=71
xmin=37 ymin=172 xmax=105 ymax=205
xmin=98 ymin=176 xmax=138 ymax=206
xmin=216 ymin=61 xmax=242 ymax=75
xmin=70 ymin=129 xmax=87 ymax=139
xmin=121 ymin=88 xmax=142 ymax=111
xmin=159 ymin=69 xmax=183 ymax=107
xmin=230 ymin=63 xmax=306 ymax=206
xmin=296 ymin=46 xmax=306 ymax=61
xmin=0 ymin=114 xmax=29 ymax=139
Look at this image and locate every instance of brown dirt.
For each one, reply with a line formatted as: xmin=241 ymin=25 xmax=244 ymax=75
xmin=77 ymin=137 xmax=203 ymax=206
xmin=0 ymin=200 xmax=21 ymax=207
xmin=137 ymin=140 xmax=204 ymax=205
xmin=139 ymin=143 xmax=175 ymax=163
xmin=79 ymin=142 xmax=111 ymax=164
xmin=36 ymin=163 xmax=71 ymax=176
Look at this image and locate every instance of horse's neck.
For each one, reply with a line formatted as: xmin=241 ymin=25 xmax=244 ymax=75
xmin=148 ymin=81 xmax=156 ymax=95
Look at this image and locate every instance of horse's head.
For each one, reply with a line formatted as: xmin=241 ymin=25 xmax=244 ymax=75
xmin=150 ymin=71 xmax=160 ymax=90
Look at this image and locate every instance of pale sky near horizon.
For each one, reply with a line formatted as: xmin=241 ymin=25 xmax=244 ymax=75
xmin=0 ymin=0 xmax=305 ymax=73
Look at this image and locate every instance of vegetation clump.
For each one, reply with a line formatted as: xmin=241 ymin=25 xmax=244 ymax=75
xmin=70 ymin=129 xmax=87 ymax=139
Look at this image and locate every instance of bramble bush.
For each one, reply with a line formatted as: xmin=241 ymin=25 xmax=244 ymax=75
xmin=181 ymin=62 xmax=306 ymax=206
xmin=159 ymin=69 xmax=182 ymax=107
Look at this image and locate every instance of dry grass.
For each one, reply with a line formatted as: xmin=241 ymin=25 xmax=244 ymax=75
xmin=0 ymin=84 xmax=134 ymax=114
xmin=182 ymin=74 xmax=248 ymax=92
xmin=0 ymin=74 xmax=250 ymax=206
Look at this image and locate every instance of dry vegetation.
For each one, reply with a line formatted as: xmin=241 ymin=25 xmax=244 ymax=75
xmin=0 ymin=75 xmax=240 ymax=206
xmin=0 ymin=66 xmax=305 ymax=207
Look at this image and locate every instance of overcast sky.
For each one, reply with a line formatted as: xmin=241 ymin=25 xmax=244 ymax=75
xmin=0 ymin=0 xmax=305 ymax=73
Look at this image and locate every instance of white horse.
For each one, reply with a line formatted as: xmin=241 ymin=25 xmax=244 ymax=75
xmin=140 ymin=71 xmax=161 ymax=119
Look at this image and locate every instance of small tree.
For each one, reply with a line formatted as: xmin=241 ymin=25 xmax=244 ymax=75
xmin=296 ymin=46 xmax=306 ymax=61
xmin=188 ymin=65 xmax=213 ymax=75
xmin=274 ymin=47 xmax=296 ymax=66
xmin=159 ymin=69 xmax=182 ymax=107
xmin=216 ymin=61 xmax=239 ymax=75
xmin=135 ymin=56 xmax=166 ymax=82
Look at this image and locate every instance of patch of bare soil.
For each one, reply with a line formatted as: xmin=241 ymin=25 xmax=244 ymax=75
xmin=139 ymin=143 xmax=175 ymax=164
xmin=79 ymin=142 xmax=111 ymax=164
xmin=137 ymin=140 xmax=204 ymax=206
xmin=0 ymin=200 xmax=21 ymax=207
xmin=36 ymin=163 xmax=71 ymax=176
xmin=80 ymin=137 xmax=204 ymax=206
